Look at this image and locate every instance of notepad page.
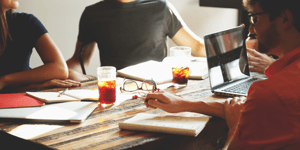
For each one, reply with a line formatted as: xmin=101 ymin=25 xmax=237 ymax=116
xmin=63 ymin=89 xmax=99 ymax=100
xmin=26 ymin=92 xmax=78 ymax=103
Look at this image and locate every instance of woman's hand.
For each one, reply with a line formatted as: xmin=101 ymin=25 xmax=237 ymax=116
xmin=0 ymin=79 xmax=81 ymax=93
xmin=41 ymin=79 xmax=81 ymax=88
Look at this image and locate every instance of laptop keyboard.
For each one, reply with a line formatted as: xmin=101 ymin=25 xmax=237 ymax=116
xmin=222 ymin=78 xmax=263 ymax=94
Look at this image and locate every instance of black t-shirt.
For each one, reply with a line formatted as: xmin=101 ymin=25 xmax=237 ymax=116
xmin=78 ymin=0 xmax=182 ymax=70
xmin=0 ymin=13 xmax=48 ymax=77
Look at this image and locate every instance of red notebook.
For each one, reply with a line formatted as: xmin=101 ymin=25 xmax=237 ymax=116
xmin=0 ymin=93 xmax=44 ymax=109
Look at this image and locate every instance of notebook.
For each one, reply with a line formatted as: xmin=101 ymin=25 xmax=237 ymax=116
xmin=119 ymin=113 xmax=209 ymax=137
xmin=204 ymin=26 xmax=265 ymax=96
xmin=26 ymin=89 xmax=99 ymax=103
xmin=0 ymin=93 xmax=44 ymax=109
xmin=0 ymin=102 xmax=98 ymax=123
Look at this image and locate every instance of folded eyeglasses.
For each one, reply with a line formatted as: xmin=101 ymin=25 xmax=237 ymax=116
xmin=120 ymin=79 xmax=157 ymax=93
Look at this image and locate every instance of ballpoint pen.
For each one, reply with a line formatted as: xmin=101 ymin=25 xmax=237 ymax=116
xmin=58 ymin=88 xmax=68 ymax=97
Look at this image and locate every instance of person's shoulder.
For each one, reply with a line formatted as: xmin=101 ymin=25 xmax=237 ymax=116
xmin=247 ymin=74 xmax=298 ymax=106
xmin=85 ymin=1 xmax=108 ymax=12
xmin=9 ymin=12 xmax=41 ymax=26
xmin=137 ymin=0 xmax=166 ymax=7
xmin=11 ymin=12 xmax=36 ymax=20
xmin=247 ymin=79 xmax=279 ymax=103
xmin=145 ymin=0 xmax=166 ymax=4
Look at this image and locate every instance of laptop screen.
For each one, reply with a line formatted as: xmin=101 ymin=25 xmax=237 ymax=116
xmin=204 ymin=26 xmax=249 ymax=90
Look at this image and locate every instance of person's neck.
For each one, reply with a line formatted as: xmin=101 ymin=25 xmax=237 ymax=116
xmin=117 ymin=0 xmax=136 ymax=3
xmin=275 ymin=30 xmax=300 ymax=58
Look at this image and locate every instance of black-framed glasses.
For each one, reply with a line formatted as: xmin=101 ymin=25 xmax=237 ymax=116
xmin=248 ymin=12 xmax=268 ymax=24
xmin=120 ymin=79 xmax=157 ymax=92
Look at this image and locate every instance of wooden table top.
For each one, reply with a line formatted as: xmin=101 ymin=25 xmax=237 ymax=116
xmin=0 ymin=79 xmax=229 ymax=150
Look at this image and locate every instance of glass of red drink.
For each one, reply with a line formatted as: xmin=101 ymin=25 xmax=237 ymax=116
xmin=97 ymin=67 xmax=116 ymax=104
xmin=170 ymin=46 xmax=191 ymax=85
xmin=98 ymin=80 xmax=116 ymax=104
xmin=172 ymin=67 xmax=189 ymax=84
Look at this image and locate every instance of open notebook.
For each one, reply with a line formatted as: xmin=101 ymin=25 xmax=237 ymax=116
xmin=26 ymin=89 xmax=99 ymax=103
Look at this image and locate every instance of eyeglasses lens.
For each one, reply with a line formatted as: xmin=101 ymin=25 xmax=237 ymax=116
xmin=141 ymin=82 xmax=155 ymax=91
xmin=123 ymin=80 xmax=138 ymax=91
xmin=251 ymin=16 xmax=256 ymax=24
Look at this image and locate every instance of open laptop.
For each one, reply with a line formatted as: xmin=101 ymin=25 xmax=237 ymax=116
xmin=204 ymin=26 xmax=265 ymax=96
xmin=0 ymin=102 xmax=98 ymax=124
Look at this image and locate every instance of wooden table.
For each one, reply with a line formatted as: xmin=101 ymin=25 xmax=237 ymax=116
xmin=0 ymin=79 xmax=229 ymax=150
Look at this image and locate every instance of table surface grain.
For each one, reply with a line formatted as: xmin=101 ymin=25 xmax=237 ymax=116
xmin=0 ymin=79 xmax=229 ymax=150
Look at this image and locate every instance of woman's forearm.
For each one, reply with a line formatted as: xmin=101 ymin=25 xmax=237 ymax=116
xmin=1 ymin=61 xmax=68 ymax=88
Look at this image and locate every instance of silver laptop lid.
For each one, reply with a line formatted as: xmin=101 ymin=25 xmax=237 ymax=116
xmin=0 ymin=102 xmax=98 ymax=124
xmin=204 ymin=26 xmax=250 ymax=92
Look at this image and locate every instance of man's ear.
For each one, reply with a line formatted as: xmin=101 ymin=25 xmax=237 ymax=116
xmin=281 ymin=9 xmax=293 ymax=30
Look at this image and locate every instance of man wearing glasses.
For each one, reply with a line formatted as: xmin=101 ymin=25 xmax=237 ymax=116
xmin=66 ymin=0 xmax=205 ymax=81
xmin=246 ymin=11 xmax=278 ymax=74
xmin=145 ymin=0 xmax=300 ymax=149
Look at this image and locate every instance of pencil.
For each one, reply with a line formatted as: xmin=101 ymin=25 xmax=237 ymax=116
xmin=58 ymin=88 xmax=68 ymax=97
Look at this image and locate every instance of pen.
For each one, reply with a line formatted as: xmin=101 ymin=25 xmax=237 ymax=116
xmin=58 ymin=88 xmax=68 ymax=97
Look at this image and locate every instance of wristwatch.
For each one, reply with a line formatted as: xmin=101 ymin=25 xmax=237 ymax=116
xmin=268 ymin=54 xmax=279 ymax=59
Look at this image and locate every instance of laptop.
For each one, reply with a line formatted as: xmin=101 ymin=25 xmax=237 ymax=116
xmin=204 ymin=26 xmax=265 ymax=96
xmin=0 ymin=102 xmax=98 ymax=124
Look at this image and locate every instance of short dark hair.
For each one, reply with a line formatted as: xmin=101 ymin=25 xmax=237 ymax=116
xmin=243 ymin=0 xmax=300 ymax=33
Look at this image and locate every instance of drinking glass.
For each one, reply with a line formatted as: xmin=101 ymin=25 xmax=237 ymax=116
xmin=97 ymin=66 xmax=116 ymax=104
xmin=170 ymin=46 xmax=191 ymax=85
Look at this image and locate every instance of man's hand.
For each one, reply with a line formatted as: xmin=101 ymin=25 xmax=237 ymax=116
xmin=224 ymin=97 xmax=246 ymax=130
xmin=144 ymin=91 xmax=186 ymax=113
xmin=223 ymin=97 xmax=245 ymax=150
xmin=247 ymin=48 xmax=276 ymax=74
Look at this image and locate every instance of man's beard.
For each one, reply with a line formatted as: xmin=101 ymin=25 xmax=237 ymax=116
xmin=256 ymin=21 xmax=279 ymax=54
xmin=257 ymin=41 xmax=269 ymax=53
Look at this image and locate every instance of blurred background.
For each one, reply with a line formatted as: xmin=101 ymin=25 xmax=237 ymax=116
xmin=16 ymin=0 xmax=239 ymax=76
